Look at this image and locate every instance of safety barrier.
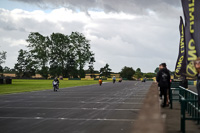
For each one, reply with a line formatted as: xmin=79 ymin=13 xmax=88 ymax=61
xmin=81 ymin=78 xmax=94 ymax=80
xmin=0 ymin=78 xmax=12 ymax=84
xmin=107 ymin=78 xmax=120 ymax=81
xmin=170 ymin=83 xmax=200 ymax=133
xmin=179 ymin=86 xmax=200 ymax=133
xmin=170 ymin=81 xmax=181 ymax=109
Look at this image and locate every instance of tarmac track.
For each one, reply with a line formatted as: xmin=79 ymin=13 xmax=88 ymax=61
xmin=0 ymin=81 xmax=152 ymax=133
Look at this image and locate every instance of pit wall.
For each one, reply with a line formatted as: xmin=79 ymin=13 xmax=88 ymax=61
xmin=132 ymin=82 xmax=166 ymax=133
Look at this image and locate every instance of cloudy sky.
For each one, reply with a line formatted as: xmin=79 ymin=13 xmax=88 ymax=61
xmin=0 ymin=0 xmax=183 ymax=72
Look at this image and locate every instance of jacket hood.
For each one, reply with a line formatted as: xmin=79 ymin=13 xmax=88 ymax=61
xmin=160 ymin=68 xmax=169 ymax=73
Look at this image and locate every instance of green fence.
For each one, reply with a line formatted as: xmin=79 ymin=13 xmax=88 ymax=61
xmin=170 ymin=83 xmax=200 ymax=133
xmin=170 ymin=81 xmax=181 ymax=109
xmin=68 ymin=78 xmax=81 ymax=80
xmin=188 ymin=80 xmax=194 ymax=85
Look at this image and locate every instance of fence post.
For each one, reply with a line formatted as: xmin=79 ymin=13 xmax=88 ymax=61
xmin=185 ymin=90 xmax=188 ymax=112
xmin=179 ymin=87 xmax=182 ymax=103
xmin=198 ymin=105 xmax=200 ymax=124
xmin=181 ymin=98 xmax=186 ymax=133
xmin=170 ymin=88 xmax=173 ymax=109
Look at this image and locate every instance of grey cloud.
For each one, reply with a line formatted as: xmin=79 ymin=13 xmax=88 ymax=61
xmin=1 ymin=2 xmax=182 ymax=72
xmin=0 ymin=9 xmax=27 ymax=32
xmin=3 ymin=25 xmax=17 ymax=31
xmin=0 ymin=8 xmax=90 ymax=69
xmin=11 ymin=0 xmax=181 ymax=15
xmin=85 ymin=13 xmax=180 ymax=72
xmin=2 ymin=25 xmax=26 ymax=32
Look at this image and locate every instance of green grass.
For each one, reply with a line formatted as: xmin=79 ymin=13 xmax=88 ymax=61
xmin=0 ymin=79 xmax=102 ymax=95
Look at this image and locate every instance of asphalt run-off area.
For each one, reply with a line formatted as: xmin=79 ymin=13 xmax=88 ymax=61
xmin=0 ymin=81 xmax=152 ymax=133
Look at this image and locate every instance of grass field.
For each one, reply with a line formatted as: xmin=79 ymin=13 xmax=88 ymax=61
xmin=0 ymin=79 xmax=103 ymax=95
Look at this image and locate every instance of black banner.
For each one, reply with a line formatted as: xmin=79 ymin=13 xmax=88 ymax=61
xmin=193 ymin=0 xmax=200 ymax=56
xmin=175 ymin=16 xmax=186 ymax=78
xmin=181 ymin=0 xmax=198 ymax=77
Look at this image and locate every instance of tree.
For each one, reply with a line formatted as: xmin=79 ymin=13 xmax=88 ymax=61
xmin=154 ymin=67 xmax=159 ymax=74
xmin=100 ymin=63 xmax=112 ymax=78
xmin=65 ymin=53 xmax=79 ymax=78
xmin=120 ymin=66 xmax=135 ymax=80
xmin=0 ymin=51 xmax=7 ymax=77
xmin=49 ymin=33 xmax=71 ymax=77
xmin=14 ymin=49 xmax=37 ymax=78
xmin=134 ymin=68 xmax=143 ymax=79
xmin=3 ymin=66 xmax=11 ymax=73
xmin=3 ymin=66 xmax=15 ymax=73
xmin=143 ymin=72 xmax=156 ymax=78
xmin=26 ymin=32 xmax=50 ymax=79
xmin=0 ymin=66 xmax=3 ymax=74
xmin=69 ymin=32 xmax=94 ymax=78
xmin=0 ymin=50 xmax=6 ymax=72
xmin=88 ymin=57 xmax=95 ymax=78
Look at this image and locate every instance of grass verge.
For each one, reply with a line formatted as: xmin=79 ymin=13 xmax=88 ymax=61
xmin=0 ymin=79 xmax=102 ymax=94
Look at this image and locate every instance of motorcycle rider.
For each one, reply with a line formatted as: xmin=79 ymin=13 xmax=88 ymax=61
xmin=119 ymin=77 xmax=122 ymax=82
xmin=113 ymin=76 xmax=116 ymax=83
xmin=99 ymin=77 xmax=103 ymax=86
xmin=53 ymin=77 xmax=59 ymax=91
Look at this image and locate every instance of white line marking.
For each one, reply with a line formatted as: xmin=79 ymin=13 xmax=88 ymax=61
xmin=0 ymin=116 xmax=135 ymax=122
xmin=1 ymin=101 xmax=143 ymax=104
xmin=1 ymin=97 xmax=147 ymax=100
xmin=0 ymin=107 xmax=140 ymax=111
xmin=35 ymin=117 xmax=42 ymax=119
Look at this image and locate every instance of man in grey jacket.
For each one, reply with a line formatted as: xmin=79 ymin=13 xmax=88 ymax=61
xmin=156 ymin=63 xmax=171 ymax=107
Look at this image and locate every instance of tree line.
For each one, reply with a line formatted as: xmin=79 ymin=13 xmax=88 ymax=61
xmin=120 ymin=66 xmax=157 ymax=80
xmin=0 ymin=31 xmax=160 ymax=80
xmin=14 ymin=32 xmax=95 ymax=79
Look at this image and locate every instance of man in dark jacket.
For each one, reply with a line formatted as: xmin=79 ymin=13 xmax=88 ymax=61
xmin=194 ymin=58 xmax=200 ymax=106
xmin=156 ymin=63 xmax=171 ymax=107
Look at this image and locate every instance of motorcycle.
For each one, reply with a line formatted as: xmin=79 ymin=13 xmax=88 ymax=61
xmin=113 ymin=79 xmax=116 ymax=84
xmin=53 ymin=81 xmax=59 ymax=91
xmin=99 ymin=79 xmax=102 ymax=86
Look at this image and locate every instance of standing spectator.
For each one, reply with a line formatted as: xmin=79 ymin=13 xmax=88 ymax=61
xmin=158 ymin=64 xmax=162 ymax=99
xmin=180 ymin=76 xmax=188 ymax=89
xmin=194 ymin=58 xmax=200 ymax=106
xmin=142 ymin=77 xmax=146 ymax=82
xmin=156 ymin=63 xmax=171 ymax=107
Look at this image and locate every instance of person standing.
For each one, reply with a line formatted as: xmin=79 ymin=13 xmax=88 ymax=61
xmin=156 ymin=63 xmax=171 ymax=107
xmin=194 ymin=58 xmax=200 ymax=106
xmin=158 ymin=64 xmax=162 ymax=99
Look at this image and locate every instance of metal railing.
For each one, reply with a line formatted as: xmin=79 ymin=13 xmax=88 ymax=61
xmin=170 ymin=83 xmax=200 ymax=133
xmin=179 ymin=86 xmax=200 ymax=133
xmin=170 ymin=81 xmax=181 ymax=109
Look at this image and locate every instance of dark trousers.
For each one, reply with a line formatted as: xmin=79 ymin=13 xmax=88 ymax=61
xmin=159 ymin=87 xmax=162 ymax=98
xmin=197 ymin=78 xmax=200 ymax=106
xmin=160 ymin=87 xmax=168 ymax=106
xmin=197 ymin=87 xmax=200 ymax=106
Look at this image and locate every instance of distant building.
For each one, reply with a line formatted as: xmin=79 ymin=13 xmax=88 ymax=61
xmin=2 ymin=72 xmax=121 ymax=79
